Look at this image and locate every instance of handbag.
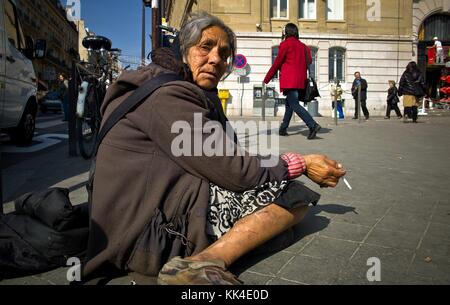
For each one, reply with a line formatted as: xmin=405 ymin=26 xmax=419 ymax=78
xmin=303 ymin=47 xmax=320 ymax=103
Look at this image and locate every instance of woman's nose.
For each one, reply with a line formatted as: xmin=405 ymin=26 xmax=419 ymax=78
xmin=208 ymin=47 xmax=221 ymax=65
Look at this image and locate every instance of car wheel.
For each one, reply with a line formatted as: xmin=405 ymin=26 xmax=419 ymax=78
xmin=10 ymin=105 xmax=36 ymax=145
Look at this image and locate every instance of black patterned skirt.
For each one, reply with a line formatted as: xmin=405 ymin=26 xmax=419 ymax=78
xmin=206 ymin=180 xmax=321 ymax=239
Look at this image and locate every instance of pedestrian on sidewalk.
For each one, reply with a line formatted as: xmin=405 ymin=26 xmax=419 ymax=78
xmin=82 ymin=13 xmax=346 ymax=285
xmin=330 ymin=79 xmax=344 ymax=119
xmin=433 ymin=37 xmax=444 ymax=64
xmin=58 ymin=73 xmax=69 ymax=122
xmin=351 ymin=72 xmax=370 ymax=120
xmin=385 ymin=80 xmax=403 ymax=119
xmin=398 ymin=61 xmax=425 ymax=123
xmin=263 ymin=23 xmax=321 ymax=140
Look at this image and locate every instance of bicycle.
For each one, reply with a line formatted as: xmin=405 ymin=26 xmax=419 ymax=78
xmin=75 ymin=35 xmax=117 ymax=159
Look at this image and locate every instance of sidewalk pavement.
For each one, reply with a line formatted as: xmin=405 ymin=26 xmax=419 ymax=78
xmin=1 ymin=112 xmax=450 ymax=285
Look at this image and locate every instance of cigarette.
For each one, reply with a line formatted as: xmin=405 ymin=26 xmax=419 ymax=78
xmin=343 ymin=178 xmax=352 ymax=190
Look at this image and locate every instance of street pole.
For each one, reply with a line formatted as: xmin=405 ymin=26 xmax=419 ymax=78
xmin=358 ymin=84 xmax=362 ymax=124
xmin=141 ymin=2 xmax=146 ymax=66
xmin=68 ymin=61 xmax=77 ymax=156
xmin=262 ymin=83 xmax=266 ymax=121
xmin=0 ymin=151 xmax=3 ymax=215
xmin=334 ymin=91 xmax=338 ymax=126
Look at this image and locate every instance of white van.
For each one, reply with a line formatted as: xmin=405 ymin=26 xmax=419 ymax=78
xmin=0 ymin=0 xmax=45 ymax=144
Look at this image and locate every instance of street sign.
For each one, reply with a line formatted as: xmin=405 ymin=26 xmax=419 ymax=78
xmin=234 ymin=54 xmax=247 ymax=69
xmin=233 ymin=64 xmax=251 ymax=77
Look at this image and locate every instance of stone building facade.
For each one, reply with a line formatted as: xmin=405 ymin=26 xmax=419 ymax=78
xmin=165 ymin=0 xmax=450 ymax=117
xmin=16 ymin=0 xmax=79 ymax=89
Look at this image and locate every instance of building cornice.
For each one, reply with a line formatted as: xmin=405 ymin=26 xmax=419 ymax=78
xmin=236 ymin=32 xmax=414 ymax=42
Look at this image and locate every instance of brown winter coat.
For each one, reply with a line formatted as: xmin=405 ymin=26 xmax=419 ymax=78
xmin=82 ymin=55 xmax=289 ymax=278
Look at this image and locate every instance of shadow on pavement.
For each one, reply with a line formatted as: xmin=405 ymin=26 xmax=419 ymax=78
xmin=2 ymin=148 xmax=91 ymax=203
xmin=230 ymin=203 xmax=355 ymax=276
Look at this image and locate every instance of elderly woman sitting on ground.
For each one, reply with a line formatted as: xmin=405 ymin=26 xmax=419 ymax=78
xmin=82 ymin=12 xmax=346 ymax=285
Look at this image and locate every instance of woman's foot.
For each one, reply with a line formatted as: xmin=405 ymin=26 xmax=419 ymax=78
xmin=307 ymin=124 xmax=321 ymax=140
xmin=384 ymin=116 xmax=390 ymax=119
xmin=397 ymin=116 xmax=403 ymax=119
xmin=157 ymin=256 xmax=242 ymax=285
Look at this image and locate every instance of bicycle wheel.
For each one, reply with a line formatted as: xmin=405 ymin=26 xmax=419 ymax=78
xmin=77 ymin=84 xmax=100 ymax=159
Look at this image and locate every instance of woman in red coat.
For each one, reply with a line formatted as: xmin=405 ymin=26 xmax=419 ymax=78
xmin=264 ymin=23 xmax=321 ymax=140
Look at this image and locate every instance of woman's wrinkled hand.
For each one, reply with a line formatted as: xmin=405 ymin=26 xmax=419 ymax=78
xmin=303 ymin=154 xmax=346 ymax=188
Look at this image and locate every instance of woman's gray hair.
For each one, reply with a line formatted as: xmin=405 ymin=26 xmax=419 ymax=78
xmin=179 ymin=12 xmax=236 ymax=71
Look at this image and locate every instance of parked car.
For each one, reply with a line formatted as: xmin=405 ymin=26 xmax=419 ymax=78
xmin=0 ymin=0 xmax=46 ymax=144
xmin=36 ymin=79 xmax=49 ymax=103
xmin=40 ymin=91 xmax=62 ymax=113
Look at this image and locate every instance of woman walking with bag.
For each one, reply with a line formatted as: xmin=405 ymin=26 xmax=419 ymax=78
xmin=263 ymin=23 xmax=321 ymax=140
xmin=385 ymin=80 xmax=403 ymax=119
xmin=398 ymin=62 xmax=425 ymax=123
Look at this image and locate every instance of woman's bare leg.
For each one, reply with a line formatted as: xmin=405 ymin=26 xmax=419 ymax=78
xmin=187 ymin=204 xmax=309 ymax=268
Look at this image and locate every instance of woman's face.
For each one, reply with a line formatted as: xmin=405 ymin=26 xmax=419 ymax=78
xmin=186 ymin=26 xmax=231 ymax=90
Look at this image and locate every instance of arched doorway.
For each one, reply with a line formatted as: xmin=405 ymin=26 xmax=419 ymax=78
xmin=417 ymin=13 xmax=450 ymax=99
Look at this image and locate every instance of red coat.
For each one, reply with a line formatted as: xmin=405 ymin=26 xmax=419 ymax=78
xmin=264 ymin=37 xmax=312 ymax=92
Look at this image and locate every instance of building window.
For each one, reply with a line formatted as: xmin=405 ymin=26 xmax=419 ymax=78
xmin=326 ymin=0 xmax=344 ymax=20
xmin=299 ymin=0 xmax=316 ymax=19
xmin=5 ymin=0 xmax=19 ymax=48
xmin=308 ymin=46 xmax=318 ymax=80
xmin=329 ymin=47 xmax=345 ymax=82
xmin=270 ymin=0 xmax=288 ymax=19
xmin=271 ymin=46 xmax=280 ymax=80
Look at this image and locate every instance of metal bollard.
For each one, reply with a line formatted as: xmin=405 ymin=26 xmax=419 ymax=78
xmin=262 ymin=83 xmax=266 ymax=122
xmin=68 ymin=62 xmax=78 ymax=157
xmin=334 ymin=96 xmax=338 ymax=126
xmin=0 ymin=161 xmax=3 ymax=215
xmin=358 ymin=84 xmax=362 ymax=124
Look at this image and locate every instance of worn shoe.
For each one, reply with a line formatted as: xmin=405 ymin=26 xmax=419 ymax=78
xmin=157 ymin=256 xmax=243 ymax=285
xmin=384 ymin=116 xmax=390 ymax=119
xmin=279 ymin=130 xmax=289 ymax=136
xmin=307 ymin=124 xmax=321 ymax=140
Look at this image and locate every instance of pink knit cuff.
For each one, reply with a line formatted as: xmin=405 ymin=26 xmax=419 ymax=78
xmin=281 ymin=153 xmax=307 ymax=180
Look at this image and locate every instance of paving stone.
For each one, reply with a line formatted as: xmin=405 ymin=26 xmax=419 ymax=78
xmin=418 ymin=236 xmax=450 ymax=258
xmin=390 ymin=201 xmax=435 ymax=217
xmin=238 ymin=272 xmax=274 ymax=285
xmin=246 ymin=251 xmax=294 ymax=276
xmin=331 ymin=209 xmax=381 ymax=227
xmin=425 ymin=222 xmax=450 ymax=241
xmin=337 ymin=244 xmax=415 ymax=284
xmin=299 ymin=236 xmax=359 ymax=262
xmin=365 ymin=228 xmax=422 ymax=250
xmin=278 ymin=255 xmax=343 ymax=285
xmin=267 ymin=277 xmax=306 ymax=285
xmin=409 ymin=251 xmax=450 ymax=282
xmin=34 ymin=267 xmax=71 ymax=285
xmin=430 ymin=206 xmax=450 ymax=225
xmin=0 ymin=275 xmax=51 ymax=285
xmin=376 ymin=210 xmax=429 ymax=234
xmin=318 ymin=221 xmax=372 ymax=242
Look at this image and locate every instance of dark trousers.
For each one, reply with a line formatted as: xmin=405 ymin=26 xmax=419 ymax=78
xmin=354 ymin=99 xmax=370 ymax=118
xmin=386 ymin=102 xmax=402 ymax=118
xmin=62 ymin=95 xmax=69 ymax=121
xmin=332 ymin=100 xmax=345 ymax=118
xmin=280 ymin=89 xmax=317 ymax=132
xmin=404 ymin=106 xmax=418 ymax=122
